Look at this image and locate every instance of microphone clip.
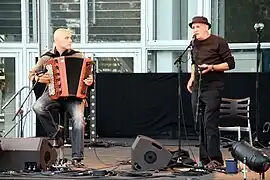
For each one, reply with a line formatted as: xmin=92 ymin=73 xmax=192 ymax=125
xmin=198 ymin=67 xmax=207 ymax=72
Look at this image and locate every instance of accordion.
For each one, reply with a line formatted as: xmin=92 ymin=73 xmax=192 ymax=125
xmin=45 ymin=56 xmax=93 ymax=100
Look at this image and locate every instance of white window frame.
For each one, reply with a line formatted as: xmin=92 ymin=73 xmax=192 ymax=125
xmin=205 ymin=0 xmax=270 ymax=49
xmin=83 ymin=50 xmax=142 ymax=73
xmin=145 ymin=0 xmax=207 ymax=48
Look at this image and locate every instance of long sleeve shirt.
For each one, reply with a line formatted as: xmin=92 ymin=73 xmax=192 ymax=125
xmin=191 ymin=34 xmax=235 ymax=90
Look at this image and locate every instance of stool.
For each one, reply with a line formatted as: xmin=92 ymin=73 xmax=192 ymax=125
xmin=49 ymin=108 xmax=71 ymax=161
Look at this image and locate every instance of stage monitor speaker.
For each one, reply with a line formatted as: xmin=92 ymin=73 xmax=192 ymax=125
xmin=0 ymin=137 xmax=57 ymax=172
xmin=131 ymin=135 xmax=172 ymax=171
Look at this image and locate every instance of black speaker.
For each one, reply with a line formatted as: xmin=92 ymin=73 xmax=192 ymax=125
xmin=131 ymin=135 xmax=172 ymax=171
xmin=0 ymin=137 xmax=57 ymax=172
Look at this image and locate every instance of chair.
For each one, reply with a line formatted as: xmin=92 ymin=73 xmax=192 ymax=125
xmin=219 ymin=97 xmax=253 ymax=146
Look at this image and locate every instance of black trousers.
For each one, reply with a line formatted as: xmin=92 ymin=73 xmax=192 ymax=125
xmin=191 ymin=88 xmax=223 ymax=164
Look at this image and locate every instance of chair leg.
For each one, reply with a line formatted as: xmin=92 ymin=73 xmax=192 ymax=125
xmin=248 ymin=129 xmax=253 ymax=146
xmin=58 ymin=146 xmax=64 ymax=160
xmin=238 ymin=127 xmax=241 ymax=141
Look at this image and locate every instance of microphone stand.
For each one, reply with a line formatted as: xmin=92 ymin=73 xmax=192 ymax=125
xmin=173 ymin=42 xmax=193 ymax=162
xmin=255 ymin=29 xmax=263 ymax=143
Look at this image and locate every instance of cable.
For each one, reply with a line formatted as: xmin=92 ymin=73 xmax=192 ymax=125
xmin=193 ymin=69 xmax=213 ymax=165
xmin=177 ymin=54 xmax=199 ymax=166
xmin=174 ymin=46 xmax=198 ymax=167
xmin=178 ymin=53 xmax=198 ymax=165
xmin=90 ymin=145 xmax=132 ymax=172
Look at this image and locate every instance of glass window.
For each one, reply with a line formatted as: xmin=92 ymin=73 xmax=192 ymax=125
xmin=50 ymin=0 xmax=81 ymax=43
xmin=211 ymin=0 xmax=270 ymax=43
xmin=29 ymin=0 xmax=38 ymax=43
xmin=95 ymin=57 xmax=133 ymax=73
xmin=87 ymin=0 xmax=141 ymax=42
xmin=153 ymin=0 xmax=197 ymax=40
xmin=230 ymin=49 xmax=257 ymax=72
xmin=147 ymin=49 xmax=264 ymax=73
xmin=262 ymin=49 xmax=270 ymax=72
xmin=0 ymin=0 xmax=21 ymax=42
xmin=147 ymin=50 xmax=189 ymax=73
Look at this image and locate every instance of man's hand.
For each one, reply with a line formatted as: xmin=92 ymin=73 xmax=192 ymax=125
xmin=84 ymin=74 xmax=94 ymax=86
xmin=187 ymin=78 xmax=194 ymax=93
xmin=198 ymin=64 xmax=212 ymax=74
xmin=36 ymin=73 xmax=50 ymax=84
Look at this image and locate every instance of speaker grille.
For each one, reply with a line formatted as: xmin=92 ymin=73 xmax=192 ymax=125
xmin=144 ymin=151 xmax=157 ymax=164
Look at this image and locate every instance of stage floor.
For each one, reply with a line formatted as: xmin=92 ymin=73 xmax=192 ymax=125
xmin=1 ymin=138 xmax=269 ymax=180
xmin=63 ymin=138 xmax=269 ymax=180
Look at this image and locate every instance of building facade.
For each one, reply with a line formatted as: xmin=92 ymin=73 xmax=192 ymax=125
xmin=0 ymin=0 xmax=269 ymax=138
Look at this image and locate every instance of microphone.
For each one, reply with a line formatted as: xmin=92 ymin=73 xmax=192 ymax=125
xmin=191 ymin=34 xmax=196 ymax=46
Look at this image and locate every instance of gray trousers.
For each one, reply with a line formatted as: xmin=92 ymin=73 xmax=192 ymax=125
xmin=33 ymin=92 xmax=85 ymax=160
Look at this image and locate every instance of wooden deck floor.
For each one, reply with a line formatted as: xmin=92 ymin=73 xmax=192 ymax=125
xmin=0 ymin=138 xmax=269 ymax=179
xmin=62 ymin=138 xmax=269 ymax=180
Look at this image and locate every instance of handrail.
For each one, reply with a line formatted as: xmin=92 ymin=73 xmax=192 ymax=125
xmin=1 ymin=86 xmax=31 ymax=111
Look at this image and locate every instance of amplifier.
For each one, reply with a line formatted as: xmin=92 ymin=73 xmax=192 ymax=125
xmin=0 ymin=138 xmax=57 ymax=172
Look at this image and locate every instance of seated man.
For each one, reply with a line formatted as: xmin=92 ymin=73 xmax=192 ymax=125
xmin=29 ymin=28 xmax=94 ymax=167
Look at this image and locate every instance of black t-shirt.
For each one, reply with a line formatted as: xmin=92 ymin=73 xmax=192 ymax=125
xmin=191 ymin=34 xmax=235 ymax=90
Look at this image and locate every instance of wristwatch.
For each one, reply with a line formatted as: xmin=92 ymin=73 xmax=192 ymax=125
xmin=211 ymin=65 xmax=214 ymax=71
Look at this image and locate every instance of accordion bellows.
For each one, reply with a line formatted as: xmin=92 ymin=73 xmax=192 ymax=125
xmin=45 ymin=56 xmax=93 ymax=99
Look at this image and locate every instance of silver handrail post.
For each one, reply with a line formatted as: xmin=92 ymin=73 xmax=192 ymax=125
xmin=1 ymin=86 xmax=31 ymax=138
xmin=18 ymin=92 xmax=24 ymax=138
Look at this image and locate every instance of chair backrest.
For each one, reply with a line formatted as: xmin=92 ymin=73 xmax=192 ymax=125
xmin=219 ymin=97 xmax=250 ymax=121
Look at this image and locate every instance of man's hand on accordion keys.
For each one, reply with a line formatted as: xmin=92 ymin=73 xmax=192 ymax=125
xmin=83 ymin=74 xmax=94 ymax=86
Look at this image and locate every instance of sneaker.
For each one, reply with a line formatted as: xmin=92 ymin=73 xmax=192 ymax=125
xmin=72 ymin=159 xmax=85 ymax=168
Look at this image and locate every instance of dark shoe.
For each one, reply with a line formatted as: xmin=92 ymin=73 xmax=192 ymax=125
xmin=199 ymin=158 xmax=210 ymax=166
xmin=205 ymin=160 xmax=224 ymax=170
xmin=72 ymin=159 xmax=85 ymax=168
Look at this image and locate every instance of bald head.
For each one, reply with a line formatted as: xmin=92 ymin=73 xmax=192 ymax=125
xmin=191 ymin=23 xmax=210 ymax=40
xmin=53 ymin=28 xmax=73 ymax=52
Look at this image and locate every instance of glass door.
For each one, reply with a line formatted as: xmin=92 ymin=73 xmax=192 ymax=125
xmin=0 ymin=53 xmax=17 ymax=138
xmin=84 ymin=52 xmax=141 ymax=73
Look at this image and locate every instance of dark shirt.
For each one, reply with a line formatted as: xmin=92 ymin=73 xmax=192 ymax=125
xmin=41 ymin=48 xmax=80 ymax=58
xmin=191 ymin=34 xmax=235 ymax=90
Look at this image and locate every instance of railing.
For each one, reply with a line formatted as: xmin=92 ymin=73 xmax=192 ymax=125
xmin=1 ymin=86 xmax=31 ymax=138
xmin=1 ymin=86 xmax=30 ymax=111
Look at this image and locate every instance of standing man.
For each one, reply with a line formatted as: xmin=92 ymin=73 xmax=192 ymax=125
xmin=29 ymin=28 xmax=94 ymax=167
xmin=186 ymin=16 xmax=235 ymax=169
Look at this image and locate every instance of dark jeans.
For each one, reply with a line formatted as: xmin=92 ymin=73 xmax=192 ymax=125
xmin=32 ymin=92 xmax=85 ymax=160
xmin=191 ymin=88 xmax=223 ymax=164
